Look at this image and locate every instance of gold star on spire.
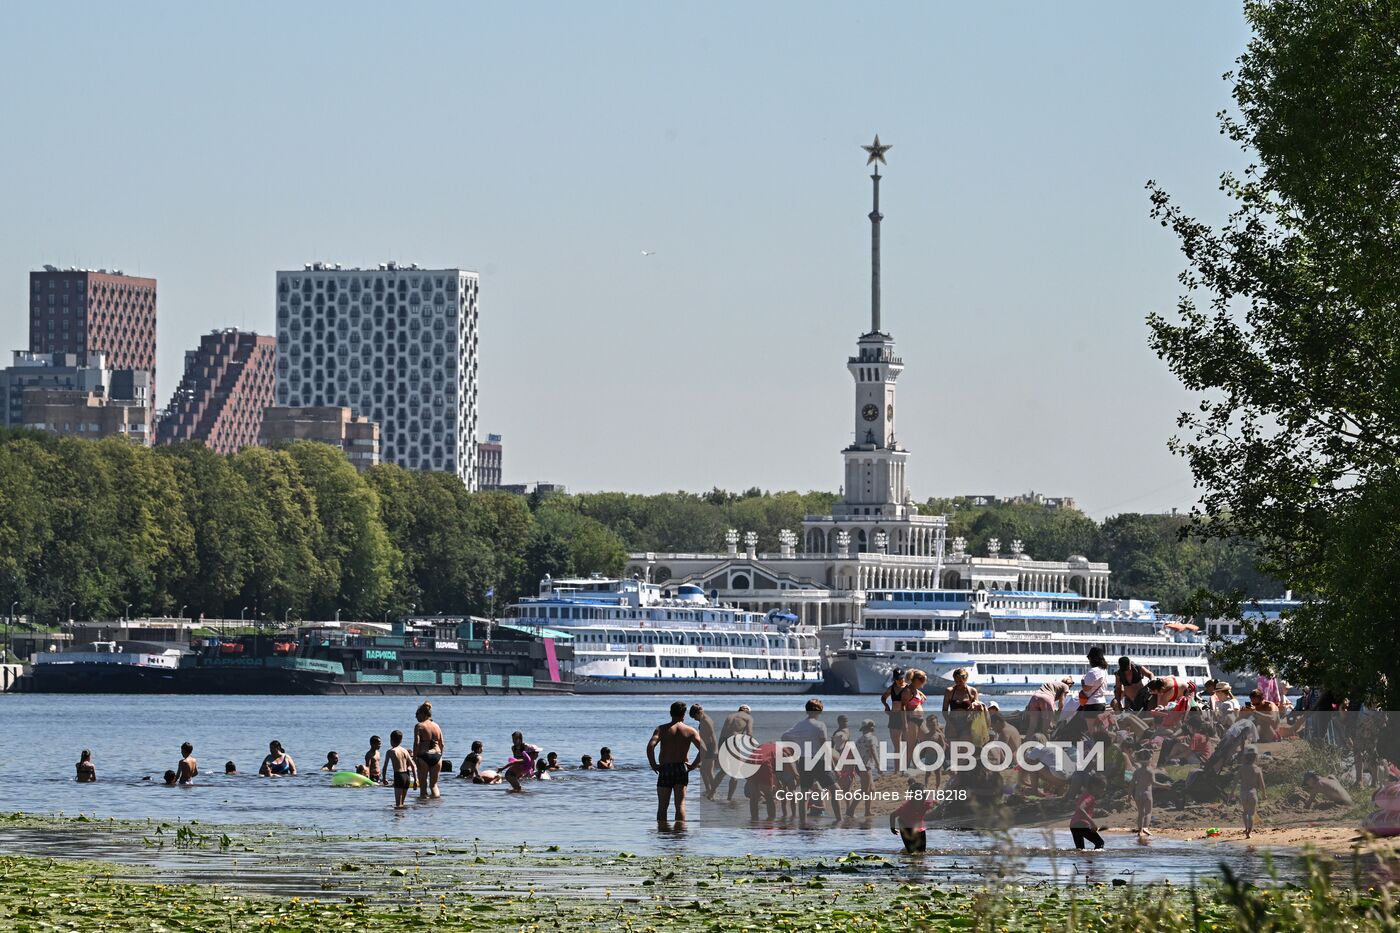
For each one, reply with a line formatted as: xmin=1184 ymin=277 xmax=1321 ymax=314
xmin=862 ymin=134 xmax=891 ymax=166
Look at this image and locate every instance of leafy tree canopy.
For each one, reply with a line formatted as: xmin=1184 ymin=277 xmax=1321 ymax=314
xmin=1147 ymin=0 xmax=1400 ymax=701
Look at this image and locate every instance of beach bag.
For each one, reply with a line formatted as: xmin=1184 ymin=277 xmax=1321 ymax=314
xmin=970 ymin=711 xmax=990 ymax=748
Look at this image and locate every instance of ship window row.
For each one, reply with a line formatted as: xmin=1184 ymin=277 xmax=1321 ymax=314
xmin=616 ymin=653 xmax=801 ymax=671
xmin=564 ymin=630 xmax=791 ymax=648
xmin=529 ymin=606 xmax=751 ymax=624
xmin=886 ymin=640 xmax=1198 ymax=659
xmin=886 ymin=593 xmax=969 ymax=605
xmin=972 ymin=663 xmax=1211 ymax=679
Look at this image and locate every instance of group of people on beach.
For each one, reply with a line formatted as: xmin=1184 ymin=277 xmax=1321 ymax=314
xmin=869 ymin=649 xmax=1368 ymax=852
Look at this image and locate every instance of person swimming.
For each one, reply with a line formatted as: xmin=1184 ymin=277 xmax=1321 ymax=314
xmin=597 ymin=747 xmax=615 ymax=770
xmin=320 ymin=751 xmax=340 ymax=772
xmin=259 ymin=740 xmax=296 ymax=777
xmin=75 ymin=750 xmax=96 ymax=783
xmin=162 ymin=769 xmax=178 ymax=786
xmin=579 ymin=754 xmax=594 ymax=770
xmin=224 ymin=761 xmax=237 ymax=775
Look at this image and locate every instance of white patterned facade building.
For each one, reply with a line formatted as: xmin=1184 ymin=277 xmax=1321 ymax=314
xmin=275 ymin=263 xmax=480 ymax=487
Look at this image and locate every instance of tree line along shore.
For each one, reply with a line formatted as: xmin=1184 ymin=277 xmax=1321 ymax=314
xmin=0 ymin=427 xmax=1273 ymax=629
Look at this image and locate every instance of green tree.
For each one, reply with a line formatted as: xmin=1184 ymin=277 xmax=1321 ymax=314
xmin=158 ymin=443 xmax=261 ymax=619
xmin=0 ymin=433 xmax=55 ymax=618
xmin=465 ymin=491 xmax=534 ymax=602
xmin=534 ymin=502 xmax=628 ymax=578
xmin=1147 ymin=0 xmax=1400 ymax=701
xmin=231 ymin=446 xmax=323 ymax=620
xmin=285 ymin=442 xmax=396 ymax=619
xmin=520 ymin=523 xmax=574 ymax=593
xmin=90 ymin=438 xmax=194 ymax=617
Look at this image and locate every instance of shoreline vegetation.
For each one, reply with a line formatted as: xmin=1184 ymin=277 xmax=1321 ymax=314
xmin=0 ymin=428 xmax=1272 ymax=629
xmin=3 ymin=813 xmax=1400 ymax=932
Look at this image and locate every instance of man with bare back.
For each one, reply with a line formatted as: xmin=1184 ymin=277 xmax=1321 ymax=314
xmin=647 ymin=700 xmax=705 ymax=822
xmin=176 ymin=742 xmax=198 ymax=785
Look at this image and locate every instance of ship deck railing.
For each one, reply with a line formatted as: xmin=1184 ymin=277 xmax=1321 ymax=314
xmin=509 ymin=617 xmax=815 ymax=635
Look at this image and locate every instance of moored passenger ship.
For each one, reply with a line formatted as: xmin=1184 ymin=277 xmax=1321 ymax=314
xmin=825 ymin=588 xmax=1211 ymax=695
xmin=506 ymin=575 xmax=822 ymax=693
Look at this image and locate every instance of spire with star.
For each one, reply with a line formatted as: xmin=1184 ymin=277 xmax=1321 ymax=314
xmin=863 ymin=134 xmax=889 ymax=334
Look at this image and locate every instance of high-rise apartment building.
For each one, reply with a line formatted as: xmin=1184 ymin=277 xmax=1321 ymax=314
xmin=274 ymin=262 xmax=480 ymax=486
xmin=156 ymin=329 xmax=276 ymax=454
xmin=30 ymin=266 xmax=158 ymax=397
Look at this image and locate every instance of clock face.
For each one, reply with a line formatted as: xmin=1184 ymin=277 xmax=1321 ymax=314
xmin=862 ymin=404 xmax=879 ymax=422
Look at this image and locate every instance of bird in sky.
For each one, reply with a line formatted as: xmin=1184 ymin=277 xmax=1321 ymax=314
xmin=641 ymin=250 xmax=655 ymax=256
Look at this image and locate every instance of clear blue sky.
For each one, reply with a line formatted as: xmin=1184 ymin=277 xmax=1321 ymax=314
xmin=0 ymin=3 xmax=1250 ymax=517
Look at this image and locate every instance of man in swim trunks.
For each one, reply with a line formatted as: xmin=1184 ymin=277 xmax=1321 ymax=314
xmin=176 ymin=742 xmax=198 ymax=785
xmin=386 ymin=730 xmax=415 ymax=809
xmin=690 ymin=703 xmax=719 ymax=799
xmin=413 ymin=701 xmax=445 ymax=799
xmin=647 ymin=700 xmax=705 ymax=822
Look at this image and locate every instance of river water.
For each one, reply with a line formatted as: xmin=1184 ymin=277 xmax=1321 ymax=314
xmin=0 ymin=693 xmax=1293 ymax=884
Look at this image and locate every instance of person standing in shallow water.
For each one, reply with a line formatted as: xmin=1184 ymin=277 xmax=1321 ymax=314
xmin=365 ymin=736 xmax=383 ymax=783
xmin=647 ymin=700 xmax=705 ymax=823
xmin=690 ymin=704 xmax=719 ymax=799
xmin=75 ymin=750 xmax=96 ymax=783
xmin=386 ymin=730 xmax=415 ymax=809
xmin=413 ymin=701 xmax=445 ymax=798
xmin=176 ymin=742 xmax=198 ymax=785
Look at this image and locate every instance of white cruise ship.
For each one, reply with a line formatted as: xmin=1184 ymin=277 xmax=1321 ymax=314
xmin=506 ymin=575 xmax=822 ymax=694
xmin=824 ymin=588 xmax=1211 ymax=695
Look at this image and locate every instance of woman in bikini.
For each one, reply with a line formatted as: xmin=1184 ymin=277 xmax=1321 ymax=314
xmin=902 ymin=670 xmax=930 ymax=777
xmin=413 ymin=701 xmax=445 ymax=798
xmin=882 ymin=669 xmax=911 ymax=770
xmin=943 ymin=668 xmax=979 ymax=744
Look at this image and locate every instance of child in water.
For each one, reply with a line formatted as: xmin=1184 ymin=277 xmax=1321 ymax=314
xmin=1131 ymin=747 xmax=1158 ymax=837
xmin=1070 ymin=775 xmax=1106 ymax=850
xmin=579 ymin=754 xmax=594 ymax=770
xmin=386 ymin=730 xmax=415 ymax=809
xmin=597 ymin=747 xmax=615 ymax=770
xmin=889 ymin=780 xmax=934 ymax=853
xmin=365 ymin=735 xmax=383 ymax=783
xmin=1240 ymin=746 xmax=1265 ymax=839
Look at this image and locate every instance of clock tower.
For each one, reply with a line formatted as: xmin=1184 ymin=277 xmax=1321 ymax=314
xmin=834 ymin=135 xmax=913 ymax=522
